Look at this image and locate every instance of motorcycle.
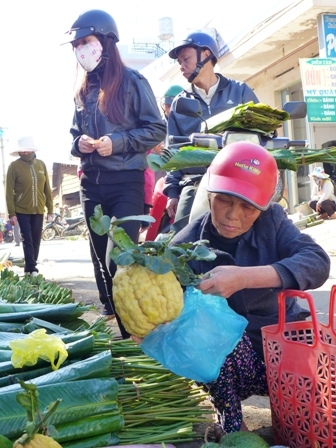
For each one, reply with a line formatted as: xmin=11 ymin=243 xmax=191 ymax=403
xmin=146 ymin=97 xmax=308 ymax=241
xmin=41 ymin=213 xmax=87 ymax=241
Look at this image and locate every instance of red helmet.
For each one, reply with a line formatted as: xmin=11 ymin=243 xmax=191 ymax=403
xmin=206 ymin=141 xmax=278 ymax=211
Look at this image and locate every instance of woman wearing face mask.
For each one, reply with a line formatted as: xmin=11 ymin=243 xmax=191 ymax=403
xmin=64 ymin=10 xmax=166 ymax=333
xmin=5 ymin=136 xmax=54 ymax=276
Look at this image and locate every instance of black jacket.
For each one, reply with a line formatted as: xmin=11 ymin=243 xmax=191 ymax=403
xmin=164 ymin=74 xmax=259 ymax=198
xmin=70 ymin=67 xmax=166 ymax=181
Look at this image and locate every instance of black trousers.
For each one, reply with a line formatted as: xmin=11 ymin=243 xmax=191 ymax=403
xmin=16 ymin=213 xmax=44 ymax=273
xmin=80 ymin=178 xmax=144 ymax=338
xmin=309 ymin=199 xmax=336 ymax=217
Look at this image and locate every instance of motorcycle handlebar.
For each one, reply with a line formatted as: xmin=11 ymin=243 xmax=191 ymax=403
xmin=287 ymin=140 xmax=307 ymax=148
xmin=168 ymin=135 xmax=192 ymax=144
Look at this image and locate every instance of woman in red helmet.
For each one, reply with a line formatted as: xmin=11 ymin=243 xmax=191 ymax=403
xmin=170 ymin=141 xmax=330 ymax=435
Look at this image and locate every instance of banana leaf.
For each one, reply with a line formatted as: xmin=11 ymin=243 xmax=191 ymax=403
xmin=0 ymin=377 xmax=120 ymax=439
xmin=0 ymin=365 xmax=57 ymax=388
xmin=0 ymin=303 xmax=94 ymax=323
xmin=0 ymin=335 xmax=96 ymax=379
xmin=0 ymin=350 xmax=12 ymax=362
xmin=206 ymin=102 xmax=290 ymax=135
xmin=0 ymin=322 xmax=26 ymax=332
xmin=147 ymin=147 xmax=217 ymax=171
xmin=55 ymin=412 xmax=124 ymax=443
xmin=0 ymin=350 xmax=112 ymax=393
xmin=62 ymin=432 xmax=120 ymax=448
xmin=147 ymin=145 xmax=336 ymax=173
xmin=0 ymin=329 xmax=92 ymax=350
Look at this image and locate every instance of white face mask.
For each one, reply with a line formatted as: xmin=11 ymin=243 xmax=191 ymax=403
xmin=75 ymin=41 xmax=103 ymax=72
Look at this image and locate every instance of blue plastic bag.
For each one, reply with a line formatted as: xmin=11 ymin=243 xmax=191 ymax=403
xmin=141 ymin=286 xmax=248 ymax=383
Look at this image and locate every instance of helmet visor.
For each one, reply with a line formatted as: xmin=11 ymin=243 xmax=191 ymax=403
xmin=63 ymin=26 xmax=95 ymax=45
xmin=206 ymin=171 xmax=275 ymax=211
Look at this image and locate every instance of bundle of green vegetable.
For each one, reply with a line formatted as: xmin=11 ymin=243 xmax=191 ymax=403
xmin=112 ymin=339 xmax=214 ymax=445
xmin=0 ymin=285 xmax=214 ymax=448
xmin=0 ymin=269 xmax=74 ymax=304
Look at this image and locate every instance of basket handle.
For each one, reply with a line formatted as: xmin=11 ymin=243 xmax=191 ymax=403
xmin=328 ymin=285 xmax=336 ymax=330
xmin=278 ymin=289 xmax=321 ymax=337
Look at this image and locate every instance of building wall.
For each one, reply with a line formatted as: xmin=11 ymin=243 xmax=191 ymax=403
xmin=243 ymin=40 xmax=319 ymax=108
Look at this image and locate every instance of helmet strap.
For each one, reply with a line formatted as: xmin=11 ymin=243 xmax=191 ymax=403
xmin=187 ymin=47 xmax=213 ymax=83
xmin=101 ymin=35 xmax=117 ymax=60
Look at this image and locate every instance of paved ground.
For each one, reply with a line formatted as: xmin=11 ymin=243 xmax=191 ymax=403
xmin=2 ymin=216 xmax=336 ymax=446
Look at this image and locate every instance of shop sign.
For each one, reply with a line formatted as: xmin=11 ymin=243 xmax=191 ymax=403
xmin=299 ymin=58 xmax=336 ymax=123
xmin=319 ymin=14 xmax=336 ymax=58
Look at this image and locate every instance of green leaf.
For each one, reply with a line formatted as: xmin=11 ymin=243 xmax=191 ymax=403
xmin=112 ymin=226 xmax=138 ymax=251
xmin=0 ymin=434 xmax=12 ymax=448
xmin=62 ymin=432 xmax=119 ymax=448
xmin=112 ymin=251 xmax=136 ymax=266
xmin=150 ymin=148 xmax=218 ymax=171
xmin=143 ymin=256 xmax=173 ymax=274
xmin=89 ymin=205 xmax=111 ymax=236
xmin=270 ymin=149 xmax=298 ymax=171
xmin=0 ymin=377 xmax=119 ymax=440
xmin=54 ymin=412 xmax=124 ymax=443
xmin=112 ymin=215 xmax=155 ymax=226
xmin=188 ymin=245 xmax=217 ymax=261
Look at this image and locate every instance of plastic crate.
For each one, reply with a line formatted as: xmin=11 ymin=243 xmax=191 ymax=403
xmin=262 ymin=287 xmax=336 ymax=448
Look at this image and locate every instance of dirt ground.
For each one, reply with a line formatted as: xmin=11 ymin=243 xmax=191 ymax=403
xmin=55 ymin=277 xmax=275 ymax=446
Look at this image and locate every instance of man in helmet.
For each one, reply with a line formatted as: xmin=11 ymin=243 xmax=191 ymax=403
xmin=161 ymin=84 xmax=184 ymax=120
xmin=170 ymin=141 xmax=330 ymax=435
xmin=163 ymin=31 xmax=259 ymax=233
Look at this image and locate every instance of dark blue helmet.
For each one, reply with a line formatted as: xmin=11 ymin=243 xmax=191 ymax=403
xmin=64 ymin=9 xmax=119 ymax=44
xmin=169 ymin=31 xmax=219 ymax=63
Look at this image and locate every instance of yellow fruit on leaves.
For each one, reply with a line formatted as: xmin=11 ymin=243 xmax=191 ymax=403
xmin=113 ymin=264 xmax=184 ymax=337
xmin=13 ymin=433 xmax=62 ymax=448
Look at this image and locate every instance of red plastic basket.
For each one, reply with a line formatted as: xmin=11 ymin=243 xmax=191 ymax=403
xmin=262 ymin=287 xmax=336 ymax=448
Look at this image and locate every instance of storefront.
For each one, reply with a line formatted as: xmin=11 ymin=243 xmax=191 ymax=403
xmin=158 ymin=0 xmax=336 ymax=212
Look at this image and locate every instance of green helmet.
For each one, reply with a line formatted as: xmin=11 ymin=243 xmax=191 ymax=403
xmin=162 ymin=85 xmax=184 ymax=105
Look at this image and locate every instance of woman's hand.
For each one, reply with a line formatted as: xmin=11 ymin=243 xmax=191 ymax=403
xmin=78 ymin=135 xmax=96 ymax=153
xmin=198 ymin=266 xmax=247 ymax=298
xmin=93 ymin=136 xmax=113 ymax=157
xmin=131 ymin=335 xmax=144 ymax=344
xmin=78 ymin=135 xmax=112 ymax=156
xmin=166 ymin=197 xmax=179 ymax=219
xmin=198 ymin=265 xmax=282 ymax=298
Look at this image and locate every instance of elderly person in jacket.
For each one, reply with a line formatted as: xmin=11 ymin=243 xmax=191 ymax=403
xmin=6 ymin=136 xmax=53 ymax=276
xmin=169 ymin=141 xmax=330 ymax=435
xmin=163 ymin=31 xmax=259 ymax=233
xmin=308 ymin=166 xmax=336 ymax=219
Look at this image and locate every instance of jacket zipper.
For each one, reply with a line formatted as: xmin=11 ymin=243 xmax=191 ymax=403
xmin=30 ymin=162 xmax=38 ymax=213
xmin=94 ymin=76 xmax=101 ymax=185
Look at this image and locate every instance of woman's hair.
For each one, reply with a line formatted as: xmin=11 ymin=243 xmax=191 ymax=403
xmin=76 ymin=37 xmax=127 ymax=124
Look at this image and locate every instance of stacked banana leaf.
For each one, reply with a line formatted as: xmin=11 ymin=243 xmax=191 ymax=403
xmin=148 ymin=102 xmax=336 ymax=172
xmin=206 ymin=101 xmax=290 ymax=135
xmin=0 ymin=269 xmax=212 ymax=447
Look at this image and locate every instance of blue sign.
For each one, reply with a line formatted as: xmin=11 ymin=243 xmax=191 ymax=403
xmin=322 ymin=14 xmax=336 ymax=58
xmin=0 ymin=129 xmax=3 ymax=138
